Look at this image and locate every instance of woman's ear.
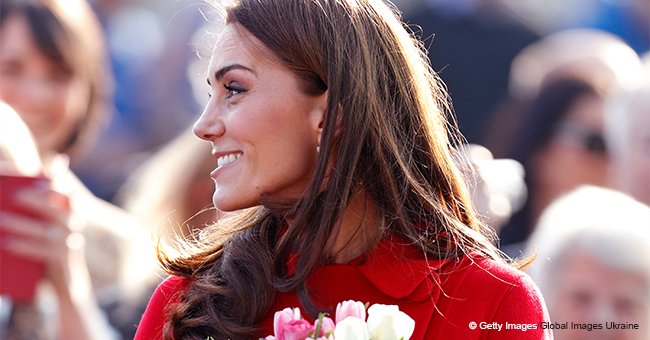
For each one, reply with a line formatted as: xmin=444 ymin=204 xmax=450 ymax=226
xmin=310 ymin=91 xmax=329 ymax=146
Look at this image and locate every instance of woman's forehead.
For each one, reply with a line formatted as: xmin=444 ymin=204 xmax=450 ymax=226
xmin=208 ymin=25 xmax=279 ymax=77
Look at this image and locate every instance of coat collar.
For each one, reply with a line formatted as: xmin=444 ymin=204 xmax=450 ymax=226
xmin=306 ymin=234 xmax=445 ymax=303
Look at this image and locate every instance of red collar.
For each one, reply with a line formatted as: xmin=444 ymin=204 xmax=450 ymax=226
xmin=360 ymin=236 xmax=444 ymax=301
xmin=305 ymin=235 xmax=445 ymax=303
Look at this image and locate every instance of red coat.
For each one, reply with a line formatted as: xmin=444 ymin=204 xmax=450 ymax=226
xmin=135 ymin=236 xmax=552 ymax=339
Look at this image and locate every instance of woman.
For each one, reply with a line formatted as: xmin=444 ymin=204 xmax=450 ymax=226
xmin=136 ymin=0 xmax=551 ymax=339
xmin=498 ymin=78 xmax=610 ymax=255
xmin=493 ymin=30 xmax=645 ymax=256
xmin=0 ymin=0 xmax=136 ymax=338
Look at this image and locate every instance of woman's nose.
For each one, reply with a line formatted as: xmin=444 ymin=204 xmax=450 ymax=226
xmin=193 ymin=105 xmax=225 ymax=141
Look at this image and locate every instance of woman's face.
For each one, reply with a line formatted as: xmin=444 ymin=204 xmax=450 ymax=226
xmin=0 ymin=14 xmax=89 ymax=155
xmin=194 ymin=25 xmax=326 ymax=212
xmin=532 ymin=94 xmax=610 ymax=217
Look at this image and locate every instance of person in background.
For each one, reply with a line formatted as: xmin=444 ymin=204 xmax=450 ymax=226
xmin=136 ymin=0 xmax=551 ymax=338
xmin=0 ymin=103 xmax=47 ymax=339
xmin=0 ymin=0 xmax=139 ymax=338
xmin=486 ymin=28 xmax=644 ymax=157
xmin=526 ymin=186 xmax=650 ymax=340
xmin=0 ymin=102 xmax=119 ymax=339
xmin=494 ymin=29 xmax=645 ymax=255
xmin=498 ymin=78 xmax=610 ymax=256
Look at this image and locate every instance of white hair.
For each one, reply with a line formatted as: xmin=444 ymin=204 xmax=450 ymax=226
xmin=526 ymin=186 xmax=650 ymax=297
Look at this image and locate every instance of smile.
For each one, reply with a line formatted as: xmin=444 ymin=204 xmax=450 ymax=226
xmin=217 ymin=152 xmax=242 ymax=168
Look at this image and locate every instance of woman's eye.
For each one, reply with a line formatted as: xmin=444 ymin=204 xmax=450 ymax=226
xmin=224 ymin=82 xmax=246 ymax=99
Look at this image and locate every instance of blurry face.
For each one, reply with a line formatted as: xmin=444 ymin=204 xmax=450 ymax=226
xmin=193 ymin=25 xmax=326 ymax=211
xmin=549 ymin=250 xmax=650 ymax=340
xmin=0 ymin=14 xmax=89 ymax=155
xmin=532 ymin=94 xmax=610 ymax=217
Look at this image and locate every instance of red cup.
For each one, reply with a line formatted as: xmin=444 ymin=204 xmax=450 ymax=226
xmin=0 ymin=174 xmax=49 ymax=302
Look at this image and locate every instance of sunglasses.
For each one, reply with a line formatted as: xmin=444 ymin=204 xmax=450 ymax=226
xmin=554 ymin=123 xmax=607 ymax=154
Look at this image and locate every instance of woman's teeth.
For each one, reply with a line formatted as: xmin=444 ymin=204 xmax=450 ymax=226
xmin=217 ymin=153 xmax=242 ymax=167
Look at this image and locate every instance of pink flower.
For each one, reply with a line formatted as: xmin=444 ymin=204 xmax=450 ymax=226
xmin=311 ymin=316 xmax=335 ymax=339
xmin=335 ymin=300 xmax=366 ymax=324
xmin=274 ymin=308 xmax=301 ymax=334
xmin=281 ymin=319 xmax=314 ymax=340
xmin=273 ymin=308 xmax=314 ymax=340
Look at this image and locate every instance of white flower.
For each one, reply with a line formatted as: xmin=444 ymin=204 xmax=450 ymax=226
xmin=366 ymin=304 xmax=415 ymax=340
xmin=333 ymin=317 xmax=370 ymax=340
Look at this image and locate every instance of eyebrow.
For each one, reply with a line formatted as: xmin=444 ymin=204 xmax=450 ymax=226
xmin=207 ymin=64 xmax=256 ymax=85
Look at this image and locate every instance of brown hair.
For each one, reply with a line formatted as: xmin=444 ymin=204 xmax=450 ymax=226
xmin=0 ymin=0 xmax=111 ymax=157
xmin=160 ymin=0 xmax=501 ymax=338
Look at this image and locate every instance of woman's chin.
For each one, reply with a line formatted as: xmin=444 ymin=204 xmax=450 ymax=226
xmin=213 ymin=193 xmax=253 ymax=213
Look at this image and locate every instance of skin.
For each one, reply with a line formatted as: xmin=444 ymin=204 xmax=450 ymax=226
xmin=531 ymin=94 xmax=610 ymax=220
xmin=194 ymin=25 xmax=381 ymax=262
xmin=548 ymin=250 xmax=650 ymax=340
xmin=0 ymin=14 xmax=89 ymax=158
xmin=193 ymin=25 xmax=327 ymax=212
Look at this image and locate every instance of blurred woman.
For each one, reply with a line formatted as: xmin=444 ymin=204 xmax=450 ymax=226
xmin=496 ymin=30 xmax=645 ymax=254
xmin=0 ymin=0 xmax=137 ymax=338
xmin=499 ymin=78 xmax=610 ymax=254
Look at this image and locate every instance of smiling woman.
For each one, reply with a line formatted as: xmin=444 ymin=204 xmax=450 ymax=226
xmin=195 ymin=25 xmax=327 ymax=212
xmin=135 ymin=0 xmax=552 ymax=339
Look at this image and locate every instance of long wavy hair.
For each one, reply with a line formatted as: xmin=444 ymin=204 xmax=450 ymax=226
xmin=160 ymin=0 xmax=501 ymax=338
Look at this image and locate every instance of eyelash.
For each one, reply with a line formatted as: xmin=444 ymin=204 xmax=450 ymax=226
xmin=224 ymin=83 xmax=246 ymax=99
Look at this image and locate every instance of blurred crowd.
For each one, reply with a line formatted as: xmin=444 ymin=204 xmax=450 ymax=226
xmin=0 ymin=0 xmax=648 ymax=339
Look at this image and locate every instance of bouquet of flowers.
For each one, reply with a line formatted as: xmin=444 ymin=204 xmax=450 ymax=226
xmin=263 ymin=300 xmax=415 ymax=340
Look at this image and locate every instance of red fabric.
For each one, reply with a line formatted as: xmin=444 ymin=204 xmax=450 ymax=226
xmin=134 ymin=274 xmax=188 ymax=340
xmin=135 ymin=237 xmax=552 ymax=339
